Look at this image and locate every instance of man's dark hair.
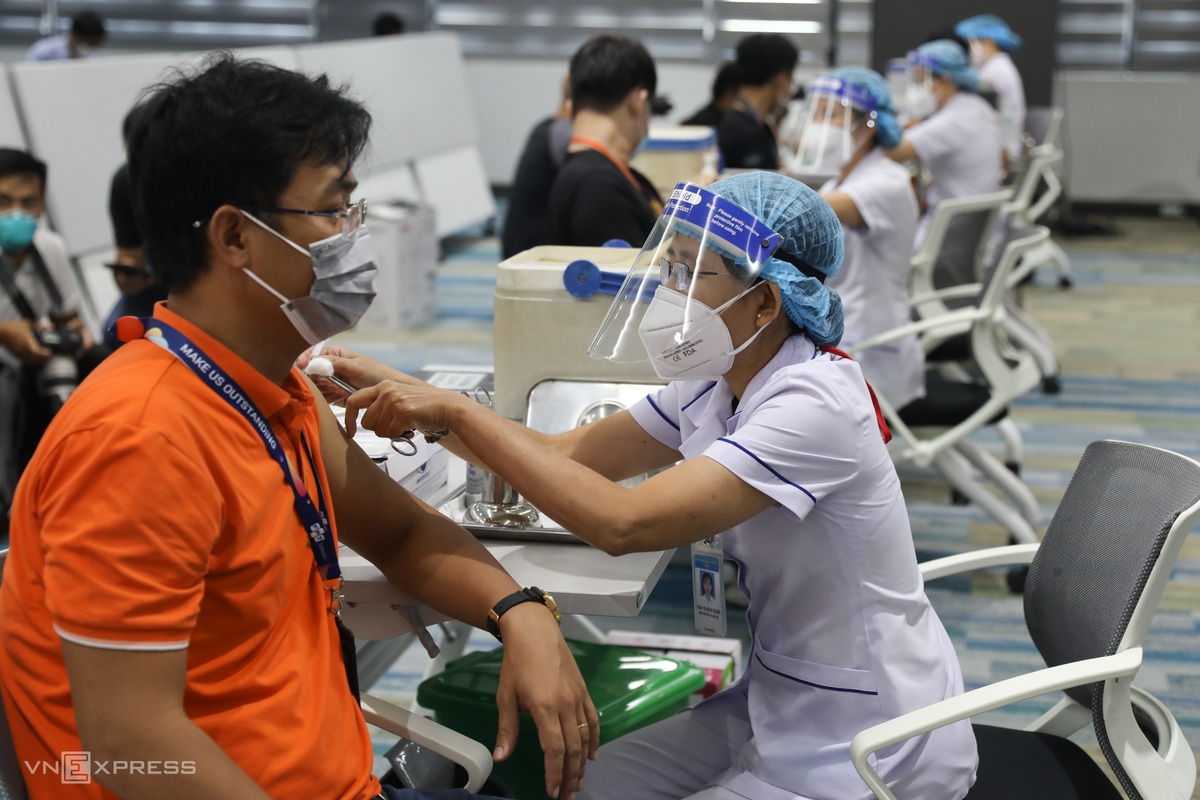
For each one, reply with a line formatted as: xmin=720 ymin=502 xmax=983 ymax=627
xmin=71 ymin=11 xmax=106 ymax=43
xmin=712 ymin=62 xmax=741 ymax=101
xmin=735 ymin=34 xmax=798 ymax=86
xmin=126 ymin=54 xmax=371 ymax=294
xmin=0 ymin=148 xmax=47 ymax=191
xmin=372 ymin=13 xmax=405 ymax=36
xmin=569 ymin=35 xmax=657 ymax=116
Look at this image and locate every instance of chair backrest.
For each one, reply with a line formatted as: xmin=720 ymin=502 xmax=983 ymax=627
xmin=1025 ymin=106 xmax=1064 ymax=150
xmin=1023 ymin=441 xmax=1200 ymax=799
xmin=0 ymin=551 xmax=27 ymax=800
xmin=1006 ymin=145 xmax=1063 ymax=228
xmin=910 ymin=191 xmax=1010 ymax=321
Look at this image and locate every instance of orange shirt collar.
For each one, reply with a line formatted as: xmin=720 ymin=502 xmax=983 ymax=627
xmin=151 ymin=303 xmax=313 ymax=426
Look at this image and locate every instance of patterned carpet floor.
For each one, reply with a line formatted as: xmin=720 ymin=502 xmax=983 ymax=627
xmin=336 ymin=215 xmax=1200 ymax=796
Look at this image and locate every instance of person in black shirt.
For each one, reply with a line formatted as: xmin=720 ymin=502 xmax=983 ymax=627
xmin=104 ymin=110 xmax=166 ymax=350
xmin=548 ymin=35 xmax=662 ymax=248
xmin=717 ymin=34 xmax=798 ymax=170
xmin=501 ymin=76 xmax=573 ymax=259
xmin=682 ymin=62 xmax=741 ymax=128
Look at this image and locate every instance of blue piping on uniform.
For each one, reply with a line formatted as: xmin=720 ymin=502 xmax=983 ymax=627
xmin=754 ymin=653 xmax=879 ymax=696
xmin=681 ymin=382 xmax=717 ymax=412
xmin=716 ymin=437 xmax=817 ymax=503
xmin=646 ymin=396 xmax=680 ymax=431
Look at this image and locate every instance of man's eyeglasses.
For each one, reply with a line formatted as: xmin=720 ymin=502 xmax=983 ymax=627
xmin=238 ymin=198 xmax=367 ymax=235
xmin=658 ymin=257 xmax=725 ymax=292
xmin=104 ymin=263 xmax=150 ymax=278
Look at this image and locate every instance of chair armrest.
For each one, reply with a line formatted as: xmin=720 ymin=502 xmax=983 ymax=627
xmin=920 ymin=544 xmax=1040 ymax=581
xmin=850 ymin=648 xmax=1144 ymax=800
xmin=360 ymin=692 xmax=493 ymax=792
xmin=908 ymin=284 xmax=984 ymax=307
xmin=849 ymin=308 xmax=985 ymax=356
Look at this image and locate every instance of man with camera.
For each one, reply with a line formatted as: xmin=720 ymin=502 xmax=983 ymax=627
xmin=0 ymin=148 xmax=104 ymax=528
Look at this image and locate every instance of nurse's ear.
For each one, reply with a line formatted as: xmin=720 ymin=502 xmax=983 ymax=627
xmin=752 ymin=280 xmax=785 ymax=328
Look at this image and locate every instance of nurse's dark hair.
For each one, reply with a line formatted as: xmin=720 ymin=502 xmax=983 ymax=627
xmin=735 ymin=34 xmax=799 ymax=87
xmin=570 ymin=35 xmax=657 ymax=116
xmin=0 ymin=148 xmax=47 ymax=190
xmin=125 ymin=53 xmax=372 ymax=293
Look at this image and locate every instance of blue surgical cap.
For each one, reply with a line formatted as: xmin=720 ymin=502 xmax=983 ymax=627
xmin=826 ymin=66 xmax=902 ymax=150
xmin=956 ymin=15 xmax=1023 ymax=54
xmin=707 ymin=172 xmax=845 ymax=347
xmin=911 ymin=40 xmax=979 ymax=93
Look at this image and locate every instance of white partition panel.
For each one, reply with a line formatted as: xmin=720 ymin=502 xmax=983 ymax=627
xmin=413 ymin=145 xmax=495 ymax=236
xmin=0 ymin=66 xmax=26 ymax=150
xmin=9 ymin=53 xmax=202 ymax=256
xmin=293 ymin=32 xmax=478 ymax=177
xmin=1055 ymin=71 xmax=1200 ymax=204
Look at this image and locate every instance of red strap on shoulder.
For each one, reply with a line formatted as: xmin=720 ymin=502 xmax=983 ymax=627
xmin=819 ymin=346 xmax=893 ymax=445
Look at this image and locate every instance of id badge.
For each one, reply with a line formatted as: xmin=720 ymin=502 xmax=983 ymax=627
xmin=691 ymin=536 xmax=726 ymax=636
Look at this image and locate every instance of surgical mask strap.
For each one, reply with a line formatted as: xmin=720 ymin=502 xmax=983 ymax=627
xmin=242 ymin=264 xmax=291 ymax=305
xmin=241 ymin=210 xmax=312 ymax=258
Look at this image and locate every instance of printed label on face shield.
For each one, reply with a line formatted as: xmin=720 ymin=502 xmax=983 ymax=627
xmin=692 ymin=537 xmax=727 ymax=636
xmin=662 ymin=182 xmax=781 ymax=267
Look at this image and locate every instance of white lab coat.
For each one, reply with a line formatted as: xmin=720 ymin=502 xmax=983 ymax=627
xmin=823 ymin=149 xmax=924 ymax=410
xmin=978 ymin=52 xmax=1026 ymax=163
xmin=907 ymin=92 xmax=1002 ymax=205
xmin=581 ymin=336 xmax=978 ymax=800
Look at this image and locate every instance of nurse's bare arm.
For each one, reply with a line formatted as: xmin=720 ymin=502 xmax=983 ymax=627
xmin=885 ymin=139 xmax=920 ymax=164
xmin=821 ymin=190 xmax=866 ymax=229
xmin=313 ymin=378 xmax=599 ymax=798
xmin=344 ymin=383 xmax=775 ymax=555
xmin=307 ymin=347 xmax=680 ymax=481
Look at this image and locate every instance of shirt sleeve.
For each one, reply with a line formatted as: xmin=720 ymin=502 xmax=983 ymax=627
xmin=33 ymin=423 xmax=224 ymax=649
xmin=905 ymin=111 xmax=960 ymax=166
xmin=841 ymin=168 xmax=916 ymax=239
xmin=628 ymin=382 xmax=685 ymax=451
xmin=701 ymin=369 xmax=868 ymax=523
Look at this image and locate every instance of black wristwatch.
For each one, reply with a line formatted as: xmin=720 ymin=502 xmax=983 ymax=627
xmin=486 ymin=586 xmax=561 ymax=642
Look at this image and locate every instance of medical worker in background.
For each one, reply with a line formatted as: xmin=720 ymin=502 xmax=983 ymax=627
xmin=794 ymin=68 xmax=923 ymax=410
xmin=956 ymin=15 xmax=1026 ymax=172
xmin=887 ymin=40 xmax=1001 ymax=241
xmin=311 ymin=172 xmax=978 ymax=800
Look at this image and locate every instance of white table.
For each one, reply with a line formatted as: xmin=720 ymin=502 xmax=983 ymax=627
xmin=339 ymin=454 xmax=673 ymax=642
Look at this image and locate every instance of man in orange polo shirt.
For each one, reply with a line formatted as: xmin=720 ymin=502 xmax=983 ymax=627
xmin=0 ymin=55 xmax=598 ymax=800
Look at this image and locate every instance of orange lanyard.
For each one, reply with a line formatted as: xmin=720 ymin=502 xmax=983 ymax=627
xmin=571 ymin=136 xmax=643 ymax=192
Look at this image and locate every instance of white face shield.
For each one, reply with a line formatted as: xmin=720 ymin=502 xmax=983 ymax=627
xmin=902 ymin=53 xmax=941 ymax=121
xmin=792 ymin=76 xmax=879 ymax=173
xmin=588 ymin=181 xmax=783 ymax=365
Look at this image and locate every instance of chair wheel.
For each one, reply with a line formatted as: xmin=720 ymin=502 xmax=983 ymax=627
xmin=951 ymin=489 xmax=970 ymax=505
xmin=1042 ymin=375 xmax=1061 ymax=395
xmin=1005 ymin=461 xmax=1021 ymax=476
xmin=1057 ymin=275 xmax=1073 ymax=289
xmin=1006 ymin=566 xmax=1029 ymax=594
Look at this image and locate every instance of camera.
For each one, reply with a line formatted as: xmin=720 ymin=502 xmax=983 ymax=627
xmin=34 ymin=327 xmax=83 ymax=412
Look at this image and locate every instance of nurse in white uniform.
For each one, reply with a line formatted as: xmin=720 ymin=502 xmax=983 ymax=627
xmin=794 ymin=67 xmax=923 ymax=410
xmin=887 ymin=40 xmax=1002 ymax=243
xmin=316 ymin=173 xmax=978 ymax=800
xmin=956 ymin=15 xmax=1027 ymax=172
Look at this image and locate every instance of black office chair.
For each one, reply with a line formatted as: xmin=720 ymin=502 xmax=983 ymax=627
xmin=851 ymin=439 xmax=1200 ymax=800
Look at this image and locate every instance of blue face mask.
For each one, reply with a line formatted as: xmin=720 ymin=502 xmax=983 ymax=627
xmin=0 ymin=210 xmax=37 ymax=254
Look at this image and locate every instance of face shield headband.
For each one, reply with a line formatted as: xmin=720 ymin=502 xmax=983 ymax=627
xmin=588 ymin=181 xmax=824 ymax=365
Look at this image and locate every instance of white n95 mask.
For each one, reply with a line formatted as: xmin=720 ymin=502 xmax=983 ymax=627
xmin=241 ymin=211 xmax=378 ymax=346
xmin=637 ymin=283 xmax=768 ymax=381
xmin=903 ymin=84 xmax=938 ymax=121
xmin=802 ymin=122 xmax=854 ymax=173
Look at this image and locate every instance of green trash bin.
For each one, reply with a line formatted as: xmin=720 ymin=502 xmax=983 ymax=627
xmin=417 ymin=638 xmax=707 ymax=800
